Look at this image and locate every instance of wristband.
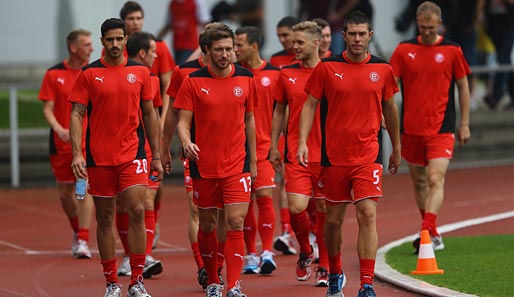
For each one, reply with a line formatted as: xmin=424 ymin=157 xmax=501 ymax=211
xmin=152 ymin=158 xmax=160 ymax=161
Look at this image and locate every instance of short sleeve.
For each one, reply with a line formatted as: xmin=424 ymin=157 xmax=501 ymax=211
xmin=174 ymin=76 xmax=194 ymax=111
xmin=38 ymin=71 xmax=55 ymax=102
xmin=68 ymin=71 xmax=89 ymax=106
xmin=304 ymin=62 xmax=325 ymax=100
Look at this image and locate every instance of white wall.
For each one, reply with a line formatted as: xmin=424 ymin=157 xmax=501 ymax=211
xmin=0 ymin=0 xmax=427 ymax=66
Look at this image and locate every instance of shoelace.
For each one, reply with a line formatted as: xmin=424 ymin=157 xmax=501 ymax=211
xmin=105 ymin=283 xmax=120 ymax=296
xmin=328 ymin=275 xmax=341 ymax=294
xmin=360 ymin=285 xmax=376 ymax=297
xmin=206 ymin=284 xmax=222 ymax=297
xmin=228 ymin=281 xmax=246 ymax=297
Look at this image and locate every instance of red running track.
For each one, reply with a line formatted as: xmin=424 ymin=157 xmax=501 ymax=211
xmin=0 ymin=165 xmax=513 ymax=297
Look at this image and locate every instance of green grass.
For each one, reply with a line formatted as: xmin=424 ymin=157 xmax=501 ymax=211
xmin=0 ymin=89 xmax=47 ymax=129
xmin=386 ymin=235 xmax=514 ymax=296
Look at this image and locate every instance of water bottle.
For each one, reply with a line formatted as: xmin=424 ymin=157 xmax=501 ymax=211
xmin=75 ymin=178 xmax=87 ymax=200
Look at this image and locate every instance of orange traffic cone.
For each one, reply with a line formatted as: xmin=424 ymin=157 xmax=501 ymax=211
xmin=411 ymin=230 xmax=444 ymax=274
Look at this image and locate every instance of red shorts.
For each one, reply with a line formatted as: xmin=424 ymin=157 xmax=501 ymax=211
xmin=252 ymin=160 xmax=276 ymax=192
xmin=50 ymin=154 xmax=75 ymax=183
xmin=319 ymin=163 xmax=383 ymax=204
xmin=192 ymin=173 xmax=251 ymax=209
xmin=87 ymin=159 xmax=149 ymax=197
xmin=183 ymin=158 xmax=193 ymax=193
xmin=284 ymin=162 xmax=324 ymax=199
xmin=401 ymin=133 xmax=454 ymax=166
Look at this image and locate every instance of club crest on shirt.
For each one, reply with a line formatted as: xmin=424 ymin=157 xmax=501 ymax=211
xmin=369 ymin=72 xmax=380 ymax=82
xmin=127 ymin=73 xmax=136 ymax=83
xmin=233 ymin=86 xmax=244 ymax=97
xmin=435 ymin=53 xmax=445 ymax=63
xmin=261 ymin=76 xmax=271 ymax=87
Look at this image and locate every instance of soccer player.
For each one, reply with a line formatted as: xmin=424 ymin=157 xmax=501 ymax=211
xmin=270 ymin=21 xmax=330 ymax=287
xmin=39 ymin=29 xmax=94 ymax=259
xmin=174 ymin=24 xmax=256 ymax=297
xmin=116 ymin=2 xmax=174 ymax=274
xmin=389 ymin=1 xmax=471 ymax=254
xmin=69 ymin=18 xmax=163 ymax=297
xmin=298 ymin=11 xmax=401 ymax=297
xmin=234 ymin=26 xmax=279 ymax=275
xmin=161 ymin=23 xmax=227 ymax=290
xmin=269 ymin=16 xmax=300 ymax=68
xmin=269 ymin=16 xmax=301 ymax=258
xmin=125 ymin=31 xmax=164 ymax=279
xmin=312 ymin=18 xmax=332 ymax=59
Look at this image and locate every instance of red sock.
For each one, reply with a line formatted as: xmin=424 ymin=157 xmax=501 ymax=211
xmin=257 ymin=196 xmax=275 ymax=251
xmin=280 ymin=208 xmax=291 ymax=233
xmin=101 ymin=258 xmax=119 ymax=284
xmin=316 ymin=211 xmax=329 ymax=269
xmin=329 ymin=253 xmax=342 ymax=275
xmin=154 ymin=200 xmax=161 ymax=223
xmin=144 ymin=210 xmax=155 ymax=255
xmin=129 ymin=253 xmax=146 ymax=286
xmin=77 ymin=228 xmax=89 ymax=242
xmin=69 ymin=216 xmax=79 ymax=233
xmin=116 ymin=213 xmax=130 ymax=255
xmin=198 ymin=229 xmax=219 ymax=284
xmin=419 ymin=209 xmax=425 ymax=220
xmin=359 ymin=258 xmax=375 ymax=287
xmin=191 ymin=242 xmax=204 ymax=269
xmin=217 ymin=241 xmax=225 ymax=271
xmin=422 ymin=212 xmax=439 ymax=236
xmin=243 ymin=199 xmax=257 ymax=254
xmin=224 ymin=230 xmax=245 ymax=290
xmin=307 ymin=199 xmax=317 ymax=234
xmin=290 ymin=210 xmax=311 ymax=255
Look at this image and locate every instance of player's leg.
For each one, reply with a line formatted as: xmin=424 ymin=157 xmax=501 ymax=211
xmin=255 ymin=186 xmax=276 ymax=275
xmin=142 ymin=185 xmax=163 ymax=279
xmin=222 ymin=173 xmax=251 ymax=296
xmin=242 ymin=194 xmax=258 ymax=274
xmin=115 ymin=195 xmax=131 ymax=277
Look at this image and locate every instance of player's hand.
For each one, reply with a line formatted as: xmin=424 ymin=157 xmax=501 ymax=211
xmin=183 ymin=142 xmax=200 ymax=161
xmin=71 ymin=156 xmax=87 ymax=179
xmin=58 ymin=128 xmax=70 ymax=143
xmin=457 ymin=126 xmax=470 ymax=148
xmin=250 ymin=161 xmax=257 ymax=182
xmin=150 ymin=158 xmax=164 ymax=182
xmin=161 ymin=150 xmax=173 ymax=174
xmin=269 ymin=149 xmax=283 ymax=172
xmin=388 ymin=150 xmax=401 ymax=175
xmin=296 ymin=143 xmax=308 ymax=167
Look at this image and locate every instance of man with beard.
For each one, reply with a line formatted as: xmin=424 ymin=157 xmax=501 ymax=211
xmin=69 ymin=18 xmax=163 ymax=297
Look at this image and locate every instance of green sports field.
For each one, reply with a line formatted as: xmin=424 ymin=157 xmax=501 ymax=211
xmin=386 ymin=234 xmax=514 ymax=297
xmin=0 ymin=89 xmax=46 ymax=129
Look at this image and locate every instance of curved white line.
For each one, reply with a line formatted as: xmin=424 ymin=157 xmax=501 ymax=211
xmin=32 ymin=258 xmax=63 ymax=297
xmin=376 ymin=211 xmax=514 ymax=297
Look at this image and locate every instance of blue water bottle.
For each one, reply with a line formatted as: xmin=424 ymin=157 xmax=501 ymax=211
xmin=75 ymin=178 xmax=87 ymax=200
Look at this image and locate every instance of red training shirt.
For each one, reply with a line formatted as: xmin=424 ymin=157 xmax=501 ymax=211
xmin=275 ymin=62 xmax=321 ymax=164
xmin=305 ymin=52 xmax=399 ymax=166
xmin=39 ymin=60 xmax=87 ymax=155
xmin=389 ymin=36 xmax=470 ymax=136
xmin=173 ymin=64 xmax=255 ymax=178
xmin=69 ymin=58 xmax=153 ymax=166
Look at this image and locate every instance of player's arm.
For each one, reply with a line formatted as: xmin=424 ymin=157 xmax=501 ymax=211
xmin=270 ymin=101 xmax=287 ymax=172
xmin=161 ymin=96 xmax=179 ymax=174
xmin=69 ymin=103 xmax=87 ymax=179
xmin=456 ymin=76 xmax=471 ymax=147
xmin=245 ymin=111 xmax=257 ymax=180
xmin=297 ymin=94 xmax=319 ymax=167
xmin=382 ymin=96 xmax=401 ymax=175
xmin=177 ymin=109 xmax=200 ymax=161
xmin=142 ymin=100 xmax=164 ymax=181
xmin=159 ymin=71 xmax=172 ymax=130
xmin=42 ymin=100 xmax=69 ymax=143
